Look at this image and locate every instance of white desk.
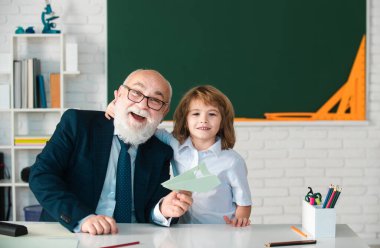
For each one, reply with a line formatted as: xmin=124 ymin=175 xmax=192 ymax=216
xmin=0 ymin=223 xmax=370 ymax=248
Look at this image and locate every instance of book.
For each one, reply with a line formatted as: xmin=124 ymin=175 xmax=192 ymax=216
xmin=24 ymin=58 xmax=42 ymax=108
xmin=37 ymin=75 xmax=47 ymax=108
xmin=14 ymin=136 xmax=50 ymax=146
xmin=21 ymin=59 xmax=28 ymax=108
xmin=33 ymin=59 xmax=41 ymax=108
xmin=50 ymin=73 xmax=60 ymax=108
xmin=14 ymin=135 xmax=50 ymax=140
xmin=13 ymin=60 xmax=21 ymax=108
xmin=27 ymin=58 xmax=34 ymax=108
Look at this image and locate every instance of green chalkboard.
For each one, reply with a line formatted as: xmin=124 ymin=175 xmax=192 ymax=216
xmin=107 ymin=0 xmax=366 ymax=119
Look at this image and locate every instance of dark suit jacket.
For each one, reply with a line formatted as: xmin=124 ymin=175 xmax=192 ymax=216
xmin=29 ymin=109 xmax=173 ymax=231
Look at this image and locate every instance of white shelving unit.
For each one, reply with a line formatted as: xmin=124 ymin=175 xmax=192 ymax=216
xmin=0 ymin=33 xmax=79 ymax=221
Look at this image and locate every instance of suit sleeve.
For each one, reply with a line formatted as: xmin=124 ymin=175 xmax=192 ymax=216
xmin=146 ymin=143 xmax=179 ymax=225
xmin=155 ymin=128 xmax=181 ymax=151
xmin=29 ymin=109 xmax=94 ymax=232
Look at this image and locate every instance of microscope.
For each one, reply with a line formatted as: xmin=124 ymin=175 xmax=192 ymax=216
xmin=41 ymin=0 xmax=61 ymax=33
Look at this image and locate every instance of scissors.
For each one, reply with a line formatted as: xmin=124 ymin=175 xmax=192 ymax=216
xmin=305 ymin=187 xmax=322 ymax=205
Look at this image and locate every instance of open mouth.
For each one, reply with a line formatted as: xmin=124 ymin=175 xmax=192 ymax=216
xmin=130 ymin=112 xmax=146 ymax=122
xmin=197 ymin=127 xmax=211 ymax=130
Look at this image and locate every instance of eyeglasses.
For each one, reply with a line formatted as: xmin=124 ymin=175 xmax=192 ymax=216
xmin=121 ymin=85 xmax=168 ymax=111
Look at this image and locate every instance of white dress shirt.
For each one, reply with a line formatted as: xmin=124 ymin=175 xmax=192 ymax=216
xmin=155 ymin=129 xmax=252 ymax=224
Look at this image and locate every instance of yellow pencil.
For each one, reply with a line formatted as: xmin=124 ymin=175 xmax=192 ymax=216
xmin=291 ymin=225 xmax=308 ymax=238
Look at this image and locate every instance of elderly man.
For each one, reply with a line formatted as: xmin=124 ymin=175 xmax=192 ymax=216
xmin=29 ymin=69 xmax=192 ymax=235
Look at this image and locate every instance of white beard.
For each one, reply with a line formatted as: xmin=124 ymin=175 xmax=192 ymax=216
xmin=114 ymin=105 xmax=160 ymax=146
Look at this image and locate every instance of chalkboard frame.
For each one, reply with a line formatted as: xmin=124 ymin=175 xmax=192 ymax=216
xmin=107 ymin=0 xmax=367 ymax=121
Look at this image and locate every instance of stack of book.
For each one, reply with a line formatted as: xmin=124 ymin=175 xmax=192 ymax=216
xmin=14 ymin=136 xmax=50 ymax=146
xmin=13 ymin=58 xmax=47 ymax=109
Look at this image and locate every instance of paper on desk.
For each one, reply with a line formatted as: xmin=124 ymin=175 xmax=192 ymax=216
xmin=0 ymin=237 xmax=78 ymax=248
xmin=162 ymin=163 xmax=221 ymax=192
xmin=27 ymin=222 xmax=76 ymax=238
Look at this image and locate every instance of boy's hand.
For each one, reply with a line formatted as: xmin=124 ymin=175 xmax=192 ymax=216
xmin=224 ymin=205 xmax=251 ymax=227
xmin=223 ymin=215 xmax=251 ymax=227
xmin=105 ymin=90 xmax=118 ymax=120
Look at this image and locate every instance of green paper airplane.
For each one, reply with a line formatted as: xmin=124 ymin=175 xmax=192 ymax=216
xmin=162 ymin=163 xmax=221 ymax=192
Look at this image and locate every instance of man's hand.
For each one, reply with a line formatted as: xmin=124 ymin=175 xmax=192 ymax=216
xmin=160 ymin=191 xmax=193 ymax=218
xmin=81 ymin=215 xmax=118 ymax=235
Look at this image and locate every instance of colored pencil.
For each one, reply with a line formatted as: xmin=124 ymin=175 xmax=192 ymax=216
xmin=330 ymin=186 xmax=342 ymax=208
xmin=322 ymin=184 xmax=334 ymax=208
xmin=326 ymin=187 xmax=337 ymax=208
xmin=265 ymin=240 xmax=317 ymax=247
xmin=291 ymin=226 xmax=308 ymax=238
xmin=100 ymin=241 xmax=140 ymax=248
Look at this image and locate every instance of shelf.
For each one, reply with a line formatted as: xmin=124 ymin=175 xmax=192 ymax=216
xmin=13 ymin=146 xmax=45 ymax=150
xmin=13 ymin=34 xmax=62 ymax=38
xmin=63 ymin=71 xmax=80 ymax=75
xmin=14 ymin=182 xmax=29 ymax=187
xmin=13 ymin=108 xmax=62 ymax=113
xmin=0 ymin=33 xmax=77 ymax=221
xmin=0 ymin=179 xmax=12 ymax=186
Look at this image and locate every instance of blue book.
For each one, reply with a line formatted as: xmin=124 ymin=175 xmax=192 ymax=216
xmin=37 ymin=75 xmax=47 ymax=108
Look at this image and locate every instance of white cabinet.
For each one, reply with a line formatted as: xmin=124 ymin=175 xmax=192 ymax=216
xmin=0 ymin=34 xmax=79 ymax=221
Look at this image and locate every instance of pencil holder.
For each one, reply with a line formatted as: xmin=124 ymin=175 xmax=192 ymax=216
xmin=302 ymin=200 xmax=336 ymax=238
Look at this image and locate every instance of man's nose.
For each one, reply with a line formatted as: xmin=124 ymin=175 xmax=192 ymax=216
xmin=136 ymin=96 xmax=149 ymax=109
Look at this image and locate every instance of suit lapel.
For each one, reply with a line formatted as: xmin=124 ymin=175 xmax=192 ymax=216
xmin=92 ymin=117 xmax=114 ymax=207
xmin=134 ymin=140 xmax=154 ymax=220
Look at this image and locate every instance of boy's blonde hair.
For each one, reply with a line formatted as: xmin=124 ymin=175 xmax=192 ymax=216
xmin=172 ymin=85 xmax=235 ymax=149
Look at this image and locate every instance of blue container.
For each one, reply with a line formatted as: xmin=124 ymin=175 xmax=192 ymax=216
xmin=24 ymin=205 xmax=42 ymax=221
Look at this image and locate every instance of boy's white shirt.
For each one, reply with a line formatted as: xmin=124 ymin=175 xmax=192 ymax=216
xmin=155 ymin=129 xmax=252 ymax=224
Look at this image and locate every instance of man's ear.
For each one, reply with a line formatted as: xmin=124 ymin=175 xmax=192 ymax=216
xmin=163 ymin=105 xmax=170 ymax=117
xmin=115 ymin=87 xmax=125 ymax=101
xmin=159 ymin=106 xmax=170 ymax=123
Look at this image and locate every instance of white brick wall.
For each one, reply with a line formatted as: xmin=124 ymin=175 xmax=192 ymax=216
xmin=1 ymin=0 xmax=380 ymax=245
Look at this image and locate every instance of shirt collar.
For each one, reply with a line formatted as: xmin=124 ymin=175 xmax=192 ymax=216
xmin=178 ymin=136 xmax=222 ymax=156
xmin=205 ymin=137 xmax=222 ymax=156
xmin=178 ymin=137 xmax=194 ymax=153
xmin=113 ymin=132 xmax=137 ymax=150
